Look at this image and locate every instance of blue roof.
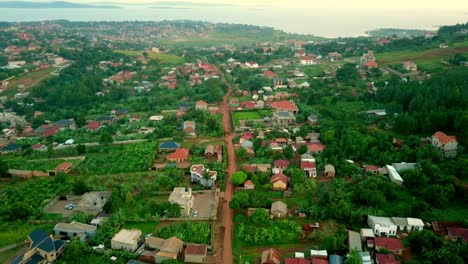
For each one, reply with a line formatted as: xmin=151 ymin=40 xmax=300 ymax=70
xmin=95 ymin=116 xmax=114 ymax=122
xmin=25 ymin=253 xmax=44 ymax=264
xmin=54 ymin=119 xmax=74 ymax=126
xmin=1 ymin=143 xmax=21 ymax=152
xmin=34 ymin=126 xmax=45 ymax=133
xmin=159 ymin=141 xmax=180 ymax=149
xmin=11 ymin=253 xmax=25 ymax=264
xmin=54 ymin=240 xmax=66 ymax=250
xmin=329 ymin=255 xmax=344 ymax=264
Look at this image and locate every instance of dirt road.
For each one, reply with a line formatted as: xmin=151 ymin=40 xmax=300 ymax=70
xmin=215 ymin=66 xmax=236 ymax=264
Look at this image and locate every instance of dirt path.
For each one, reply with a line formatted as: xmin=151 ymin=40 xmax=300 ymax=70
xmin=215 ymin=66 xmax=236 ymax=264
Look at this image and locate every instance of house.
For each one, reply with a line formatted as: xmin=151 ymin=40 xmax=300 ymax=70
xmin=166 ymin=148 xmax=190 ymax=163
xmin=328 ymin=52 xmax=342 ymax=61
xmin=190 ymin=164 xmax=217 ymax=187
xmin=359 ymin=252 xmax=373 ymax=264
xmin=439 ymin=43 xmax=448 ymax=49
xmin=11 ymin=230 xmax=66 ymax=264
xmin=295 ymin=49 xmax=306 ymax=57
xmin=272 ymin=111 xmax=296 ymax=128
xmin=374 ymin=237 xmax=404 ymax=256
xmin=301 ymin=161 xmax=317 ymax=178
xmin=286 ymin=259 xmax=311 ymax=264
xmin=240 ymin=140 xmax=254 ymax=149
xmin=311 ymin=258 xmax=329 ymax=264
xmin=244 ymin=180 xmax=255 ymax=190
xmin=446 ymin=227 xmax=468 ymax=243
xmin=159 ymin=141 xmax=180 ymax=152
xmin=270 ymin=201 xmax=288 ymax=219
xmin=368 ymin=215 xmax=397 ymax=237
xmin=361 ymin=50 xmax=376 ymax=66
xmin=87 ymin=121 xmax=101 ymax=131
xmin=365 ymin=60 xmax=378 ymax=69
xmin=300 ymin=56 xmax=318 ymax=65
xmin=307 ymin=142 xmax=325 ymax=154
xmin=195 ymin=100 xmax=209 ymax=111
xmin=391 ymin=162 xmax=418 ymax=172
xmin=169 ymin=187 xmax=194 ymax=216
xmin=375 ymin=253 xmax=400 ymax=264
xmin=310 ymin=249 xmax=328 ymax=259
xmin=264 ymin=70 xmax=278 ymax=79
xmin=32 ymin=143 xmax=47 ymax=151
xmin=149 ymin=115 xmax=164 ymax=122
xmin=245 ymin=61 xmax=259 ymax=68
xmin=184 ymin=121 xmax=196 ymax=137
xmin=184 ymin=244 xmax=208 ymax=263
xmin=328 ymin=255 xmax=344 ymax=264
xmin=391 ymin=217 xmax=424 ymax=232
xmin=385 ymin=165 xmax=404 ymax=186
xmin=55 ymin=162 xmax=72 ymax=175
xmin=270 ymin=173 xmax=289 ymax=190
xmin=324 ymin=164 xmax=335 ymax=177
xmin=273 ymin=78 xmax=284 ymax=87
xmin=261 ymin=248 xmax=281 ymax=264
xmin=308 ymin=115 xmax=319 ymax=125
xmin=204 ymin=144 xmax=222 ymax=162
xmin=269 ymin=100 xmax=299 ymax=114
xmin=431 ymin=131 xmax=458 ymax=157
xmin=0 ymin=142 xmax=21 ymax=154
xmin=402 ymin=61 xmax=417 ymax=71
xmin=360 ymin=228 xmax=375 ymax=248
xmin=146 ymin=236 xmax=166 ymax=250
xmin=155 ymin=237 xmax=184 ymax=263
xmin=95 ymin=115 xmax=115 ymax=125
xmin=274 ymin=159 xmax=289 ymax=173
xmin=348 ymin=230 xmax=362 ymax=253
xmin=54 ymin=119 xmax=76 ymax=130
xmin=111 ymin=229 xmax=142 ymax=252
xmin=54 ymin=221 xmax=97 ymax=241
xmin=297 ymin=82 xmax=310 ymax=88
xmin=364 ymin=165 xmax=380 ymax=174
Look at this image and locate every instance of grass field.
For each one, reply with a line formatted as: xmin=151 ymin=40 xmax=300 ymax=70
xmin=123 ymin=221 xmax=159 ymax=235
xmin=114 ymin=50 xmax=184 ymax=64
xmin=232 ymin=110 xmax=271 ymax=126
xmin=377 ymin=45 xmax=468 ymax=66
xmin=2 ymin=67 xmax=55 ymax=97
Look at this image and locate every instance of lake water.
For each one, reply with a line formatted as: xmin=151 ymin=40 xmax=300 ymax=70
xmin=1 ymin=6 xmax=467 ymax=37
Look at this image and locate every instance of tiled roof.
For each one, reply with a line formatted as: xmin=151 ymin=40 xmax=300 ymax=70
xmin=433 ymin=131 xmax=457 ymax=144
xmin=375 ymin=237 xmax=403 ymax=251
xmin=271 ymin=173 xmax=289 ymax=185
xmin=274 ymin=159 xmax=289 ymax=168
xmin=285 ymin=258 xmax=311 ymax=264
xmin=166 ymin=148 xmax=190 ymax=160
xmin=185 ymin=244 xmax=208 ymax=255
xmin=159 ymin=141 xmax=180 ymax=149
xmin=270 ymin=100 xmax=298 ymax=111
xmin=56 ymin=162 xmax=72 ymax=172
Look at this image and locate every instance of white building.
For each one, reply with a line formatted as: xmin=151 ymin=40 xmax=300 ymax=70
xmin=431 ymin=131 xmax=458 ymax=157
xmin=111 ymin=229 xmax=142 ymax=252
xmin=368 ymin=215 xmax=397 ymax=237
xmin=169 ymin=187 xmax=194 ymax=216
xmin=385 ymin=165 xmax=404 ymax=186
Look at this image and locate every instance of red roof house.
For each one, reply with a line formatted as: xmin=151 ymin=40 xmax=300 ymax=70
xmin=264 ymin=70 xmax=278 ymax=78
xmin=274 ymin=159 xmax=289 ymax=169
xmin=269 ymin=100 xmax=299 ymax=113
xmin=285 ymin=258 xmax=311 ymax=264
xmin=166 ymin=148 xmax=190 ymax=162
xmin=311 ymin=258 xmax=329 ymax=264
xmin=365 ymin=60 xmax=378 ymax=68
xmin=375 ymin=253 xmax=400 ymax=264
xmin=375 ymin=237 xmax=404 ymax=255
xmin=307 ymin=142 xmax=325 ymax=153
xmin=55 ymin=162 xmax=73 ymax=174
xmin=87 ymin=121 xmax=101 ymax=131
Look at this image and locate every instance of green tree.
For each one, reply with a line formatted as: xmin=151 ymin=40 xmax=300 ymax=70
xmin=297 ymin=145 xmax=308 ymax=155
xmin=0 ymin=159 xmax=8 ymax=178
xmin=231 ymin=171 xmax=248 ymax=186
xmin=344 ymin=251 xmax=362 ymax=264
xmin=72 ymin=179 xmax=90 ymax=195
xmin=100 ymin=132 xmax=113 ymax=145
xmin=0 ymin=55 xmax=7 ymax=66
xmin=249 ymin=208 xmax=269 ymax=225
xmin=76 ymin=144 xmax=86 ymax=154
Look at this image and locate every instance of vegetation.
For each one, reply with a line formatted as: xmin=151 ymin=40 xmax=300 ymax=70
xmin=153 ymin=222 xmax=211 ymax=244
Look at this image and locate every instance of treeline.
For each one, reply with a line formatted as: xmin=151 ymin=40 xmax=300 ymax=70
xmin=373 ymin=67 xmax=468 ymax=145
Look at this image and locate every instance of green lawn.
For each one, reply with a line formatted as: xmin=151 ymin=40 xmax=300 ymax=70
xmin=0 ymin=246 xmax=22 ymax=264
xmin=123 ymin=221 xmax=159 ymax=235
xmin=0 ymin=222 xmax=55 ymax=248
xmin=377 ymin=45 xmax=468 ymax=66
xmin=114 ymin=50 xmax=184 ymax=64
xmin=232 ymin=110 xmax=271 ymax=126
xmin=432 ymin=203 xmax=468 ymax=221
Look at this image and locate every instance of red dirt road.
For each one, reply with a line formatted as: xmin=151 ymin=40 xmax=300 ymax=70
xmin=216 ymin=66 xmax=236 ymax=264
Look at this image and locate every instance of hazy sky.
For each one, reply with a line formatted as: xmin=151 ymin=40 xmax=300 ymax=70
xmin=20 ymin=0 xmax=468 ymax=9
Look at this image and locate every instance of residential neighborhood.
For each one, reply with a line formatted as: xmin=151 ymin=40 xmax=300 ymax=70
xmin=0 ymin=18 xmax=466 ymax=264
